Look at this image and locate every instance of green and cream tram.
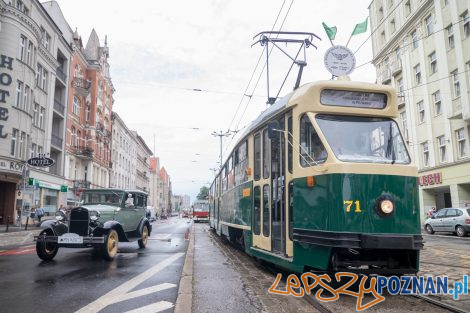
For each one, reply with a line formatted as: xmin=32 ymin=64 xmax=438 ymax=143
xmin=209 ymin=78 xmax=423 ymax=275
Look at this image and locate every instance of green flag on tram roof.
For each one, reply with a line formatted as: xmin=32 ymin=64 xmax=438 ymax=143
xmin=322 ymin=22 xmax=337 ymax=40
xmin=351 ymin=17 xmax=368 ymax=36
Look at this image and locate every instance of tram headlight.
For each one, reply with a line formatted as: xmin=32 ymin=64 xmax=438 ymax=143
xmin=380 ymin=200 xmax=394 ymax=214
xmin=89 ymin=210 xmax=101 ymax=221
xmin=375 ymin=195 xmax=395 ymax=216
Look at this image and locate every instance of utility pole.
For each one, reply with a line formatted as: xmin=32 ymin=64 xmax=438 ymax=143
xmin=211 ymin=130 xmax=231 ymax=169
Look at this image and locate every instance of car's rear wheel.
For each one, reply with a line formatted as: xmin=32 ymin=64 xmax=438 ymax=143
xmin=138 ymin=225 xmax=149 ymax=248
xmin=425 ymin=224 xmax=434 ymax=234
xmin=36 ymin=231 xmax=59 ymax=261
xmin=101 ymin=229 xmax=119 ymax=261
xmin=456 ymin=226 xmax=467 ymax=237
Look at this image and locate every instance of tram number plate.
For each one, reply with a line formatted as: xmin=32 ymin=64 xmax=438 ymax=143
xmin=59 ymin=233 xmax=83 ymax=244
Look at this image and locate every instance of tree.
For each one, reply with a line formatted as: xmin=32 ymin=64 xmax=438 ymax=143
xmin=197 ymin=186 xmax=209 ymax=200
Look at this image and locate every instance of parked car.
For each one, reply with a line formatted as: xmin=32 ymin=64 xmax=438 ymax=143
xmin=35 ymin=189 xmax=152 ymax=261
xmin=424 ymin=207 xmax=470 ymax=237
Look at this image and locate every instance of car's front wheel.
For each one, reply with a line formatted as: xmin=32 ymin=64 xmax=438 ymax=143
xmin=101 ymin=229 xmax=119 ymax=261
xmin=36 ymin=231 xmax=59 ymax=261
xmin=456 ymin=225 xmax=467 ymax=237
xmin=138 ymin=225 xmax=149 ymax=248
xmin=425 ymin=224 xmax=434 ymax=234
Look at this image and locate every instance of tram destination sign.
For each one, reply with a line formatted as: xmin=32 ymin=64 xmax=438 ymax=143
xmin=27 ymin=155 xmax=55 ymax=167
xmin=320 ymin=89 xmax=387 ymax=109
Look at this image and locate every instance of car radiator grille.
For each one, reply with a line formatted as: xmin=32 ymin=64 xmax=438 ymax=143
xmin=69 ymin=208 xmax=89 ymax=236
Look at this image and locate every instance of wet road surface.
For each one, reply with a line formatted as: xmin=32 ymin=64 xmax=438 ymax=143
xmin=0 ymin=217 xmax=191 ymax=313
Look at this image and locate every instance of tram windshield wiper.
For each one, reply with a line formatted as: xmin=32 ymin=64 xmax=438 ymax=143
xmin=385 ymin=122 xmax=396 ymax=164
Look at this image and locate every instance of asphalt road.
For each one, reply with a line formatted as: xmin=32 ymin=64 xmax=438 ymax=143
xmin=0 ymin=217 xmax=191 ymax=313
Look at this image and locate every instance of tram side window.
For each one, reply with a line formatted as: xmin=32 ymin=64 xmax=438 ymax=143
xmin=253 ymin=186 xmax=261 ymax=235
xmin=300 ymin=114 xmax=327 ymax=167
xmin=263 ymin=184 xmax=270 ymax=237
xmin=254 ymin=133 xmax=261 ymax=181
xmin=263 ymin=129 xmax=270 ymax=179
xmin=235 ymin=141 xmax=248 ymax=185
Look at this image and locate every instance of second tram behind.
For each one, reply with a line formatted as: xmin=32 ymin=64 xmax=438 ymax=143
xmin=209 ymin=78 xmax=423 ymax=275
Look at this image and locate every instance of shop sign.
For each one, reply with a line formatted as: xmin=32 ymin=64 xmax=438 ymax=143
xmin=418 ymin=172 xmax=442 ymax=186
xmin=0 ymin=158 xmax=23 ymax=173
xmin=37 ymin=181 xmax=61 ymax=191
xmin=0 ymin=54 xmax=14 ymax=139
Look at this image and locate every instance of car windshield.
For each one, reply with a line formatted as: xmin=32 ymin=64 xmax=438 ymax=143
xmin=315 ymin=114 xmax=411 ymax=164
xmin=81 ymin=191 xmax=124 ymax=205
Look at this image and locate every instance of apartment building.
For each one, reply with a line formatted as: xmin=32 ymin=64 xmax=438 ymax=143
xmin=369 ymin=0 xmax=470 ymax=217
xmin=0 ymin=0 xmax=71 ymax=220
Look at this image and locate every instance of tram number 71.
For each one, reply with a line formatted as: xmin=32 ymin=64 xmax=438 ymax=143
xmin=344 ymin=200 xmax=362 ymax=213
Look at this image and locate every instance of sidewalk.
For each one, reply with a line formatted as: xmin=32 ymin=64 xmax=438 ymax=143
xmin=0 ymin=216 xmax=53 ymax=247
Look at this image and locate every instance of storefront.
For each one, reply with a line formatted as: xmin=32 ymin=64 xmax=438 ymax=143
xmin=419 ymin=161 xmax=470 ymax=221
xmin=0 ymin=158 xmax=23 ymax=224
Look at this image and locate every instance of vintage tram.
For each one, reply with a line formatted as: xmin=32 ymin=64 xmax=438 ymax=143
xmin=209 ymin=78 xmax=423 ymax=275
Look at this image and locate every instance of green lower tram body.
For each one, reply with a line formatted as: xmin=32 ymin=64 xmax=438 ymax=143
xmin=210 ymin=173 xmax=423 ymax=275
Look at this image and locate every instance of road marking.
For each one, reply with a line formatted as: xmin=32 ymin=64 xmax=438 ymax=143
xmin=75 ymin=252 xmax=184 ymax=313
xmin=124 ymin=301 xmax=173 ymax=313
xmin=106 ymin=283 xmax=176 ymax=303
xmin=0 ymin=244 xmax=36 ymax=256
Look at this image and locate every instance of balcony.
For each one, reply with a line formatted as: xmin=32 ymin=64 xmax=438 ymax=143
xmin=378 ymin=68 xmax=391 ymax=84
xmin=53 ymin=98 xmax=65 ymax=115
xmin=56 ymin=67 xmax=67 ymax=83
xmin=73 ymin=77 xmax=91 ymax=97
xmin=72 ymin=146 xmax=94 ymax=159
xmin=390 ymin=59 xmax=402 ymax=76
xmin=397 ymin=93 xmax=406 ymax=109
xmin=51 ymin=134 xmax=63 ymax=149
xmin=73 ymin=179 xmax=91 ymax=189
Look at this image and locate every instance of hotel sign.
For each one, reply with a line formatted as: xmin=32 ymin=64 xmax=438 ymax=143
xmin=418 ymin=172 xmax=442 ymax=186
xmin=27 ymin=155 xmax=55 ymax=167
xmin=0 ymin=54 xmax=14 ymax=139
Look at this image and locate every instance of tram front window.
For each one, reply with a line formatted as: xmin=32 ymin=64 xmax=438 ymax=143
xmin=316 ymin=114 xmax=410 ymax=164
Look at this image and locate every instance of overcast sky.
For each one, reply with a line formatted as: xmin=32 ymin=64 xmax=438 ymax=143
xmin=51 ymin=0 xmax=375 ymax=201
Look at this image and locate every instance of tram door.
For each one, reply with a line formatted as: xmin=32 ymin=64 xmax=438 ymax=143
xmin=269 ymin=117 xmax=286 ymax=255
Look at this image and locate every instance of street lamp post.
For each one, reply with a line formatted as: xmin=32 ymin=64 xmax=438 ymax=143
xmin=211 ymin=130 xmax=231 ymax=168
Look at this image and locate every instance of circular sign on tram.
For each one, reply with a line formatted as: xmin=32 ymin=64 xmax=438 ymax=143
xmin=323 ymin=45 xmax=356 ymax=77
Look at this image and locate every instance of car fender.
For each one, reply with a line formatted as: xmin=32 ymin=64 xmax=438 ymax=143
xmin=102 ymin=220 xmax=127 ymax=241
xmin=137 ymin=218 xmax=152 ymax=236
xmin=39 ymin=220 xmax=68 ymax=236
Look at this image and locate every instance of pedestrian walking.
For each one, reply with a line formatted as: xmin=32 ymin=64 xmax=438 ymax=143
xmin=30 ymin=207 xmax=36 ymax=224
xmin=36 ymin=206 xmax=44 ymax=223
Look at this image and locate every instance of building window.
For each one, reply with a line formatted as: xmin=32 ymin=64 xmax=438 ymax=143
xmin=33 ymin=103 xmax=39 ymax=126
xmin=425 ymin=14 xmax=433 ymax=36
xmin=36 ymin=64 xmax=42 ymax=87
xmin=77 ymin=130 xmax=81 ymax=148
xmin=395 ymin=47 xmax=401 ymax=60
xmin=442 ymin=0 xmax=448 ymax=7
xmin=11 ymin=129 xmax=18 ymax=156
xmin=447 ymin=24 xmax=454 ymax=49
xmin=31 ymin=143 xmax=36 ymax=158
xmin=71 ymin=127 xmax=76 ymax=147
xmin=400 ymin=111 xmax=408 ymax=140
xmin=381 ymin=31 xmax=386 ymax=44
xmin=422 ymin=142 xmax=429 ymax=167
xmin=38 ymin=145 xmax=43 ymax=156
xmin=429 ymin=51 xmax=437 ymax=74
xmin=73 ymin=96 xmax=80 ymax=115
xmin=456 ymin=128 xmax=468 ymax=158
xmin=86 ymin=105 xmax=90 ymax=122
xmin=19 ymin=132 xmax=25 ymax=159
xmin=42 ymin=68 xmax=48 ymax=91
xmin=463 ymin=11 xmax=469 ymax=38
xmin=451 ymin=70 xmax=461 ymax=98
xmin=405 ymin=1 xmax=411 ymax=16
xmin=418 ymin=100 xmax=425 ymax=123
xmin=433 ymin=90 xmax=441 ymax=116
xmin=18 ymin=35 xmax=26 ymax=61
xmin=390 ymin=19 xmax=396 ymax=33
xmin=23 ymin=85 xmax=30 ymax=112
xmin=39 ymin=107 xmax=45 ymax=129
xmin=437 ymin=135 xmax=447 ymax=163
xmin=26 ymin=41 xmax=33 ymax=66
xmin=15 ymin=81 xmax=23 ymax=108
xmin=414 ymin=64 xmax=421 ymax=85
xmin=378 ymin=7 xmax=384 ymax=20
xmin=412 ymin=30 xmax=419 ymax=49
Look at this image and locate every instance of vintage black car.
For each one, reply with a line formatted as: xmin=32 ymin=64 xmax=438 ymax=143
xmin=35 ymin=189 xmax=152 ymax=261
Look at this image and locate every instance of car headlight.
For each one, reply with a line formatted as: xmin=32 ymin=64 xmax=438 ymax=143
xmin=375 ymin=195 xmax=395 ymax=216
xmin=89 ymin=210 xmax=101 ymax=221
xmin=55 ymin=210 xmax=66 ymax=221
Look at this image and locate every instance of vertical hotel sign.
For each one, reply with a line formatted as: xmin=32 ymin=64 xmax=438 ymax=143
xmin=0 ymin=54 xmax=14 ymax=139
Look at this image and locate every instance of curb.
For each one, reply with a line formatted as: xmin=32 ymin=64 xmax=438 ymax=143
xmin=174 ymin=222 xmax=194 ymax=313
